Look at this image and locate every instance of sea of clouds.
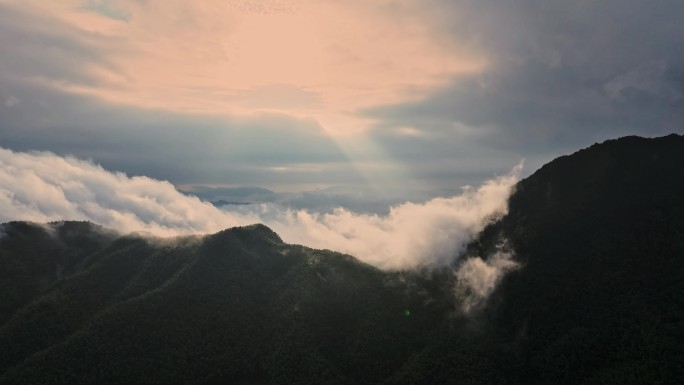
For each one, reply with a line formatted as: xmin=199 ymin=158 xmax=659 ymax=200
xmin=0 ymin=147 xmax=521 ymax=300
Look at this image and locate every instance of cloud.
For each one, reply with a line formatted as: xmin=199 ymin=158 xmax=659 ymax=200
xmin=0 ymin=147 xmax=521 ymax=270
xmin=456 ymin=249 xmax=518 ymax=313
xmin=0 ymin=78 xmax=361 ymax=189
xmin=4 ymin=0 xmax=680 ymax=198
xmin=0 ymin=2 xmax=121 ymax=88
xmin=266 ymin=166 xmax=521 ymax=269
xmin=0 ymin=74 xmax=502 ymax=195
xmin=0 ymin=0 xmax=485 ymax=135
xmin=364 ymin=0 xmax=684 ymax=167
xmin=0 ymin=147 xmax=255 ymax=237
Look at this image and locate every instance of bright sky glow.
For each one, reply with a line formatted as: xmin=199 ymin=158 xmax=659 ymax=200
xmin=13 ymin=0 xmax=485 ymax=136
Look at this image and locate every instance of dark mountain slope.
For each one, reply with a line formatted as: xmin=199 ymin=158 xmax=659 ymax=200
xmin=473 ymin=134 xmax=684 ymax=384
xmin=0 ymin=224 xmax=462 ymax=384
xmin=0 ymin=221 xmax=117 ymax=324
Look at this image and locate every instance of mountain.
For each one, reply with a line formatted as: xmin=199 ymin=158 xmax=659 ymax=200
xmin=1 ymin=134 xmax=683 ymax=384
xmin=184 ymin=186 xmax=275 ymax=205
xmin=474 ymin=134 xmax=684 ymax=384
xmin=0 ymin=223 xmax=460 ymax=384
xmin=0 ymin=221 xmax=118 ymax=325
xmin=210 ymin=200 xmax=252 ymax=207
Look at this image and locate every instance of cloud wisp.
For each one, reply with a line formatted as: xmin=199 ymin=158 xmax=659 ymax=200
xmin=456 ymin=247 xmax=518 ymax=313
xmin=0 ymin=147 xmax=521 ymax=270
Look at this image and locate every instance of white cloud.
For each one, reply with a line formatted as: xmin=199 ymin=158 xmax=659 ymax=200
xmin=263 ymin=166 xmax=521 ymax=269
xmin=0 ymin=147 xmax=521 ymax=270
xmin=0 ymin=148 xmax=254 ymax=237
xmin=456 ymin=250 xmax=518 ymax=312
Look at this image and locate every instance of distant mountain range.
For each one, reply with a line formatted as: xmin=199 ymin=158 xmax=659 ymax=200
xmin=210 ymin=200 xmax=252 ymax=207
xmin=183 ymin=186 xmax=275 ymax=206
xmin=1 ymin=134 xmax=683 ymax=384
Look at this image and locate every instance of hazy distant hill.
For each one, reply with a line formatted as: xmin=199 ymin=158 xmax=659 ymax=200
xmin=1 ymin=134 xmax=683 ymax=384
xmin=185 ymin=186 xmax=275 ymax=205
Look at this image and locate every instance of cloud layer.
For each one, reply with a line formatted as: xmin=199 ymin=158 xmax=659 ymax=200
xmin=0 ymin=0 xmax=484 ymax=135
xmin=0 ymin=148 xmax=252 ymax=237
xmin=0 ymin=148 xmax=520 ymax=270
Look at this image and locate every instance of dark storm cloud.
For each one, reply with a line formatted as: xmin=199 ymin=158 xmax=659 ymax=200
xmin=364 ymin=0 xmax=684 ymax=168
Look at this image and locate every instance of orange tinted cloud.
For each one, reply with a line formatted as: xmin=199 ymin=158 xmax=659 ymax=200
xmin=10 ymin=0 xmax=486 ymax=135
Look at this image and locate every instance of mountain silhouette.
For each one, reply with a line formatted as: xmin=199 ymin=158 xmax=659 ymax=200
xmin=475 ymin=134 xmax=684 ymax=384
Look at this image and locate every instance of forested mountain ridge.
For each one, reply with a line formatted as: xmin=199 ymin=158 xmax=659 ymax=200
xmin=1 ymin=134 xmax=683 ymax=384
xmin=475 ymin=133 xmax=684 ymax=384
xmin=0 ymin=221 xmax=119 ymax=324
xmin=0 ymin=222 xmax=460 ymax=384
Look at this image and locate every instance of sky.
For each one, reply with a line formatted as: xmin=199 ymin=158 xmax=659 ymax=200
xmin=1 ymin=0 xmax=682 ymax=201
